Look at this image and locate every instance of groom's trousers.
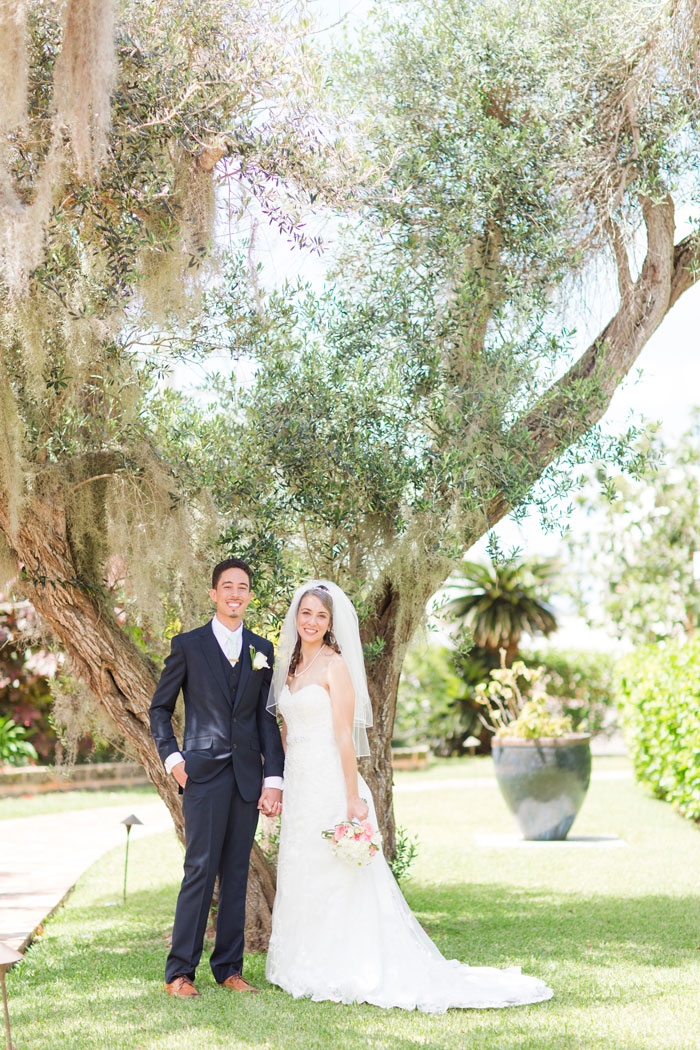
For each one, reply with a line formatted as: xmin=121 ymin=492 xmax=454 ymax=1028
xmin=165 ymin=763 xmax=259 ymax=984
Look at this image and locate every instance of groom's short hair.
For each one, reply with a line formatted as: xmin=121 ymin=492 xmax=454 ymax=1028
xmin=212 ymin=558 xmax=253 ymax=590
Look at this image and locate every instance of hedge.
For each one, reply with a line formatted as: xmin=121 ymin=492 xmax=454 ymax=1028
xmin=616 ymin=636 xmax=700 ymax=822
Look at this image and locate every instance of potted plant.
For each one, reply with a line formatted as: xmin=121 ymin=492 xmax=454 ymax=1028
xmin=475 ymin=655 xmax=591 ymax=840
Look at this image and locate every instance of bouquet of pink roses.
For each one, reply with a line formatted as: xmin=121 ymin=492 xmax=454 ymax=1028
xmin=322 ymin=818 xmax=382 ymax=867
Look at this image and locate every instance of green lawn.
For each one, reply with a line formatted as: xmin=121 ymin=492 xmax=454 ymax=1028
xmin=8 ymin=758 xmax=700 ymax=1050
xmin=392 ymin=752 xmax=631 ymax=784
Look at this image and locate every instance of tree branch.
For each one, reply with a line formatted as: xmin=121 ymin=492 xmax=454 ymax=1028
xmin=485 ymin=193 xmax=699 ymax=529
xmin=606 ymin=217 xmax=633 ymax=301
xmin=669 ymin=230 xmax=700 ymax=311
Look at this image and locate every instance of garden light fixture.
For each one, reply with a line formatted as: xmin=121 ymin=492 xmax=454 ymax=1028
xmin=0 ymin=941 xmax=23 ymax=1050
xmin=121 ymin=814 xmax=143 ymax=903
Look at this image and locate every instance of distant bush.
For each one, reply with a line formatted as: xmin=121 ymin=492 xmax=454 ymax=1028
xmin=394 ymin=643 xmax=474 ymax=755
xmin=616 ymin=637 xmax=700 ymax=822
xmin=0 ymin=598 xmax=123 ymax=765
xmin=0 ymin=716 xmax=38 ymax=766
xmin=395 ymin=642 xmax=618 ymax=755
xmin=521 ymin=647 xmax=618 ymax=737
xmin=0 ymin=599 xmax=56 ymax=762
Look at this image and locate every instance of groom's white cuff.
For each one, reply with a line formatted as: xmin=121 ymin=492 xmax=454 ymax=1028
xmin=166 ymin=751 xmax=283 ymax=791
xmin=165 ymin=751 xmax=184 ymax=774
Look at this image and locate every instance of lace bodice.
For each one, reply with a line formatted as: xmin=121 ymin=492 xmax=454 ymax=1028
xmin=277 ymin=682 xmax=336 ymax=747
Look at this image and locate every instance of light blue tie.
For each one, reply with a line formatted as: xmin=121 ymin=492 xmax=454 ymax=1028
xmin=227 ymin=634 xmax=239 ymax=665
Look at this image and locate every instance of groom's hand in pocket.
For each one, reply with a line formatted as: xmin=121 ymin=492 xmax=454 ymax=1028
xmin=258 ymin=787 xmax=282 ymax=817
xmin=172 ymin=761 xmax=188 ymax=789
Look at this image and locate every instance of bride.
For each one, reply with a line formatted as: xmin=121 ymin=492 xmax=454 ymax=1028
xmin=265 ymin=580 xmax=553 ymax=1012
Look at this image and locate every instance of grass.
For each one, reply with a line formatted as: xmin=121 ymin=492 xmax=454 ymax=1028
xmin=0 ymin=784 xmax=159 ymax=820
xmin=392 ymin=752 xmax=631 ymax=784
xmin=8 ymin=757 xmax=700 ymax=1050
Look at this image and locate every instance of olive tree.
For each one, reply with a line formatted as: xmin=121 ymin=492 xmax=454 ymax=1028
xmin=163 ymin=0 xmax=700 ymax=851
xmin=2 ymin=0 xmax=700 ymax=949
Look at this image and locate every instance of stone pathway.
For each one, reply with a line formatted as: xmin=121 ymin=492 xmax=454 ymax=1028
xmin=0 ymin=801 xmax=172 ymax=952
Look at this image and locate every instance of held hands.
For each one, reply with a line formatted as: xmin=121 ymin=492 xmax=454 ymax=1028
xmin=347 ymin=795 xmax=369 ymax=823
xmin=171 ymin=760 xmax=188 ymax=789
xmin=258 ymin=787 xmax=283 ymax=818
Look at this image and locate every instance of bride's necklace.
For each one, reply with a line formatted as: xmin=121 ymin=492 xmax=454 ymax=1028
xmin=294 ymin=643 xmax=325 ymax=678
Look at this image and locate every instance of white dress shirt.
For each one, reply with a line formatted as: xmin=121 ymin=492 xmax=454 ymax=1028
xmin=164 ymin=616 xmax=283 ymax=790
xmin=211 ymin=614 xmax=244 ymax=663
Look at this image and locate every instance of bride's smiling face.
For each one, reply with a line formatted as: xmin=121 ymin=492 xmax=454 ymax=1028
xmin=297 ymin=594 xmax=331 ymax=645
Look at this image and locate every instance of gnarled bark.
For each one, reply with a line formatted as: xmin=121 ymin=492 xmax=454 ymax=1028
xmin=361 ymin=575 xmax=442 ymax=855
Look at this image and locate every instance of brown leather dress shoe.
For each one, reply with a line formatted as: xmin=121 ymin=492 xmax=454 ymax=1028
xmin=219 ymin=974 xmax=260 ymax=994
xmin=164 ymin=975 xmax=201 ymax=998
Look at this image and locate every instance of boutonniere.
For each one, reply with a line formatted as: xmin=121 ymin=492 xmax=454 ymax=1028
xmin=249 ymin=644 xmax=270 ymax=671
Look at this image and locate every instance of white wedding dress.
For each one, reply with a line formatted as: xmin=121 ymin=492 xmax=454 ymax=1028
xmin=265 ymin=683 xmax=553 ymax=1012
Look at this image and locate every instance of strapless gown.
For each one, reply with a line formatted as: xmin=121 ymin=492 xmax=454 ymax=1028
xmin=265 ymin=682 xmax=553 ymax=1011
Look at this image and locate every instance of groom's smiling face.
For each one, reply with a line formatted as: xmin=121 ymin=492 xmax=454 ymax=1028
xmin=210 ymin=567 xmax=252 ymax=629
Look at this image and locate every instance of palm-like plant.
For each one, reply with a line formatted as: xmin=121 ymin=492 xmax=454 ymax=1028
xmin=444 ymin=558 xmax=559 ymax=666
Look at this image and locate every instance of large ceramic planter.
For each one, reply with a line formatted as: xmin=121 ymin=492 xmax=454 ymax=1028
xmin=492 ymin=734 xmax=591 ymax=840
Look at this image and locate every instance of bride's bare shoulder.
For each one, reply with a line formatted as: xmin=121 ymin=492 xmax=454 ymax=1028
xmin=325 ymin=650 xmax=351 ymax=682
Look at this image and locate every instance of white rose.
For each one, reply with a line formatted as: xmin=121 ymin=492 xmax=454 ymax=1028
xmin=252 ymin=650 xmax=270 ymax=671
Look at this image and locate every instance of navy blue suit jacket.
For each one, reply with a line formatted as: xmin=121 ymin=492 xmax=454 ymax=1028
xmin=149 ymin=621 xmax=284 ymax=802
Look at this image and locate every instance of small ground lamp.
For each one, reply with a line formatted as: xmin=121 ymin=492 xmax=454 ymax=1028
xmin=121 ymin=813 xmax=143 ymax=903
xmin=0 ymin=941 xmax=23 ymax=1050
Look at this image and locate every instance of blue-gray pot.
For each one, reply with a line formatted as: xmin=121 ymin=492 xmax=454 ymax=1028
xmin=492 ymin=735 xmax=592 ymax=841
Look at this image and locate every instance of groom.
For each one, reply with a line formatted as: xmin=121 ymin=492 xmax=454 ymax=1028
xmin=149 ymin=557 xmax=284 ymax=998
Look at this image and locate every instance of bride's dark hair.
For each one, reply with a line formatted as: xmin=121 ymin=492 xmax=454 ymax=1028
xmin=288 ymin=586 xmax=341 ymax=676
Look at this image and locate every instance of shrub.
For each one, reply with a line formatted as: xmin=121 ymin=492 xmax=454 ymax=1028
xmin=0 ymin=598 xmax=126 ymax=765
xmin=616 ymin=637 xmax=700 ymax=822
xmin=0 ymin=599 xmax=57 ymax=761
xmin=0 ymin=716 xmax=38 ymax=766
xmin=388 ymin=825 xmax=419 ymax=883
xmin=521 ymin=646 xmax=617 ymax=736
xmin=394 ymin=643 xmax=473 ymax=755
xmin=396 ymin=642 xmax=617 ymax=755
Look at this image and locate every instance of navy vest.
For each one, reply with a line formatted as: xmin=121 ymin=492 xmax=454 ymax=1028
xmin=215 ymin=640 xmax=242 ymax=699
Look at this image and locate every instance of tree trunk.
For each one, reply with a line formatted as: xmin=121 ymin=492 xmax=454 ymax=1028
xmin=0 ymin=481 xmax=275 ymax=951
xmin=503 ymin=638 xmax=520 ymax=668
xmin=360 ymin=577 xmax=425 ymax=856
xmin=361 ymin=651 xmax=403 ymax=858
